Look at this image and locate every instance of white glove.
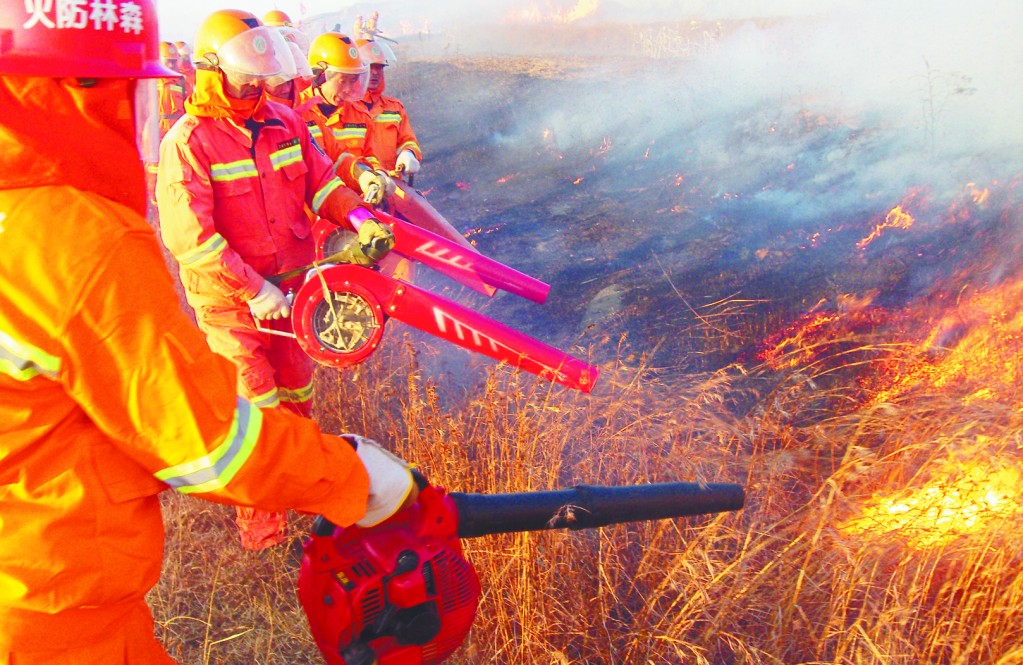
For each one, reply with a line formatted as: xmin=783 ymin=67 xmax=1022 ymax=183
xmin=396 ymin=149 xmax=421 ymax=175
xmin=357 ymin=169 xmax=396 ymax=205
xmin=246 ymin=280 xmax=291 ymax=320
xmin=342 ymin=434 xmax=414 ymax=528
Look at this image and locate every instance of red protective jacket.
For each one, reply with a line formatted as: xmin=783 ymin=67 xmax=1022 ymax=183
xmin=157 ymin=95 xmax=366 ymax=307
xmin=157 ymin=75 xmax=185 ymax=139
xmin=359 ymin=86 xmax=422 ymax=172
xmin=299 ymin=87 xmax=379 ymax=192
xmin=0 ymin=76 xmax=370 ymax=653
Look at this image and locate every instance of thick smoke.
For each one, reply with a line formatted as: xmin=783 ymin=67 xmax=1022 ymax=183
xmin=424 ymin=0 xmax=1023 ymax=216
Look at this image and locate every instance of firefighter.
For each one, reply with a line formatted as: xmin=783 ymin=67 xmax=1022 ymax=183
xmin=0 ymin=1 xmax=414 ymax=661
xmin=174 ymin=40 xmax=196 ymax=95
xmin=301 ymin=31 xmax=395 ymax=204
xmin=157 ymin=41 xmax=186 ymax=138
xmin=265 ymin=26 xmax=317 ymax=112
xmin=144 ymin=41 xmax=188 ymax=206
xmin=156 ymin=9 xmax=397 ymax=551
xmin=364 ymin=10 xmax=381 ymax=39
xmin=356 ymin=38 xmax=423 ymax=176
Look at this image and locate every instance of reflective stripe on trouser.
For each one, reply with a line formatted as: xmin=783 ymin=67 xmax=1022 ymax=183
xmin=193 ymin=303 xmax=314 ymax=549
xmin=192 ymin=303 xmax=315 ymax=416
xmin=0 ymin=601 xmax=178 ymax=665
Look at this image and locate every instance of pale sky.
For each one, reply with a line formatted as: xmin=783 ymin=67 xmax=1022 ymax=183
xmin=157 ymin=0 xmax=854 ymax=43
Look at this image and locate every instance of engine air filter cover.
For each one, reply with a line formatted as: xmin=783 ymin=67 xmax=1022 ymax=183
xmin=292 ymin=269 xmax=385 ymax=367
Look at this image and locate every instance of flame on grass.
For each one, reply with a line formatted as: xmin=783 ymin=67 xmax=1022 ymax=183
xmin=856 ymin=204 xmax=915 ymax=249
xmin=866 ymin=278 xmax=1023 ymax=407
xmin=840 ymin=455 xmax=1023 ymax=549
xmin=504 ymin=0 xmax=600 ymax=24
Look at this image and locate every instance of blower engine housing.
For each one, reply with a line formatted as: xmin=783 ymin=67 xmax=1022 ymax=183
xmin=298 ymin=485 xmax=482 ymax=665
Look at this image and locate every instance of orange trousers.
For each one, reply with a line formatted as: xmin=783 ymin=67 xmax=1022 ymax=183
xmin=0 ymin=601 xmax=176 ymax=665
xmin=194 ymin=302 xmax=314 ymax=550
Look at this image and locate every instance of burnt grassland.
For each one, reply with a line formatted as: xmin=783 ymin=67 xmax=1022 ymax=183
xmin=150 ymin=54 xmax=1023 ymax=664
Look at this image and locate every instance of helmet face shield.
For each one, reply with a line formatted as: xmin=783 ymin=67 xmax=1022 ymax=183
xmin=278 ymin=27 xmax=311 ymax=58
xmin=359 ymin=39 xmax=396 ymax=67
xmin=216 ymin=25 xmax=289 ymax=80
xmin=266 ymin=41 xmax=312 ymax=87
xmin=134 ymin=78 xmax=160 ymax=164
xmin=322 ymin=69 xmax=368 ymax=103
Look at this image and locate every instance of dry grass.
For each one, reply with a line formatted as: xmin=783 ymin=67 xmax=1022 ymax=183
xmin=150 ymin=316 xmax=1023 ymax=664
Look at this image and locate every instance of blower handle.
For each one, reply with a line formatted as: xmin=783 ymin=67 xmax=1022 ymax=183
xmin=449 ymin=482 xmax=744 ymax=539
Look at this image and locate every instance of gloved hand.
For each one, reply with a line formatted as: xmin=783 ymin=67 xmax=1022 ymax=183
xmin=396 ymin=149 xmax=421 ymax=175
xmin=357 ymin=168 xmax=396 ymax=205
xmin=354 ymin=216 xmax=395 ymax=265
xmin=247 ymin=280 xmax=291 ymax=320
xmin=341 ymin=434 xmax=416 ymax=528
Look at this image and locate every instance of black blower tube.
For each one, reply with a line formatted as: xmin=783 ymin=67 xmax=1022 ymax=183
xmin=449 ymin=482 xmax=745 ymax=539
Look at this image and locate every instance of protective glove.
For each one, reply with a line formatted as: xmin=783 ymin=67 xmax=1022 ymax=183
xmin=341 ymin=434 xmax=416 ymax=528
xmin=354 ymin=216 xmax=395 ymax=265
xmin=396 ymin=149 xmax=421 ymax=175
xmin=247 ymin=280 xmax=291 ymax=320
xmin=357 ymin=168 xmax=397 ymax=205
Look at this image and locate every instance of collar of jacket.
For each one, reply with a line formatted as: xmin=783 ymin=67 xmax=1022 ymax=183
xmin=185 ymin=68 xmax=268 ymax=122
xmin=0 ymin=76 xmax=146 ymax=215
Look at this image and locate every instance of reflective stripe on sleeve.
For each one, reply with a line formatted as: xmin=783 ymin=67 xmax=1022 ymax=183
xmin=0 ymin=331 xmax=60 ymax=381
xmin=311 ymin=177 xmax=343 ymax=214
xmin=397 ymin=140 xmax=421 ymax=155
xmin=155 ymin=396 xmax=263 ymax=494
xmin=250 ymin=386 xmax=280 ymax=410
xmin=308 ymin=123 xmax=324 ymax=141
xmin=176 ymin=232 xmax=228 ymax=266
xmin=210 ymin=159 xmax=258 ymax=182
xmin=279 ymin=380 xmax=314 ymax=405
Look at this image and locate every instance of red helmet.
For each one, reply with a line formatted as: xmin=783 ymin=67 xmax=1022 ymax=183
xmin=0 ymin=0 xmax=175 ymax=78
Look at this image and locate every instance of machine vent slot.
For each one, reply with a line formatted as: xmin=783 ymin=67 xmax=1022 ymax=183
xmin=351 ymin=560 xmax=377 ymax=578
xmin=360 ymin=586 xmax=384 ymax=626
xmin=432 ymin=550 xmax=478 ymax=612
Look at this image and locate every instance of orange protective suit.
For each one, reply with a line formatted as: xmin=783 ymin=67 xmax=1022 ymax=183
xmin=156 ymin=71 xmax=370 ymax=548
xmin=299 ymin=86 xmax=379 ymax=192
xmin=358 ymin=75 xmax=422 ymax=172
xmin=157 ymin=74 xmax=186 ymax=138
xmin=0 ymin=76 xmax=369 ymax=660
xmin=178 ymin=60 xmax=196 ymax=97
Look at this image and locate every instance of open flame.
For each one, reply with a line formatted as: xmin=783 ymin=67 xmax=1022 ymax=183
xmin=592 ymin=136 xmax=613 ymax=157
xmin=503 ymin=0 xmax=600 ymax=24
xmin=840 ymin=456 xmax=1022 ymax=549
xmin=856 ymin=204 xmax=915 ymax=250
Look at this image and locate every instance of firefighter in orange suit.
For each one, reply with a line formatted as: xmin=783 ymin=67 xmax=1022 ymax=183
xmin=356 ymin=38 xmax=423 ymax=175
xmin=0 ymin=1 xmax=414 ymax=662
xmin=265 ymin=25 xmax=318 ymax=114
xmin=300 ymin=31 xmax=395 ymax=205
xmin=174 ymin=40 xmax=196 ymax=95
xmin=156 ymin=10 xmax=397 ymax=550
xmin=157 ymin=41 xmax=186 ymax=138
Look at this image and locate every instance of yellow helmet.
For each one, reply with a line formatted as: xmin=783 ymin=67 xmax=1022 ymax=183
xmin=263 ymin=9 xmax=293 ymax=27
xmin=159 ymin=41 xmax=179 ymax=60
xmin=174 ymin=41 xmax=192 ymax=61
xmin=307 ymin=32 xmax=366 ymax=75
xmin=193 ymin=9 xmax=287 ymax=79
xmin=356 ymin=38 xmax=396 ymax=67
